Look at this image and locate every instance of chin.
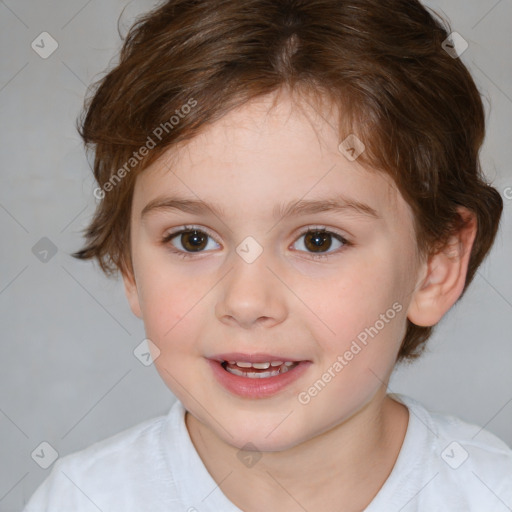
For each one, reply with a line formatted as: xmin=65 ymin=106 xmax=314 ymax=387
xmin=222 ymin=419 xmax=306 ymax=453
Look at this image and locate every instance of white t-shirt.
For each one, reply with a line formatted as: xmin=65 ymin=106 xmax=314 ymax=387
xmin=23 ymin=393 xmax=512 ymax=511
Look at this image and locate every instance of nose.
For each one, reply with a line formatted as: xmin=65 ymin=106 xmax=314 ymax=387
xmin=215 ymin=251 xmax=287 ymax=329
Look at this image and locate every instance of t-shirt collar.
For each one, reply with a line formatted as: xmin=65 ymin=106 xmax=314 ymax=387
xmin=161 ymin=393 xmax=430 ymax=511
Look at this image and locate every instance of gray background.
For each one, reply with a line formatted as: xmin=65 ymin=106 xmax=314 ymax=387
xmin=1 ymin=0 xmax=511 ymax=510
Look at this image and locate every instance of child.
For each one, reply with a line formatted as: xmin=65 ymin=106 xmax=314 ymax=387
xmin=24 ymin=0 xmax=512 ymax=510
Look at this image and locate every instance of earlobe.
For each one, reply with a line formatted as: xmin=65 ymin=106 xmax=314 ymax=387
xmin=407 ymin=207 xmax=477 ymax=327
xmin=121 ymin=270 xmax=143 ymax=319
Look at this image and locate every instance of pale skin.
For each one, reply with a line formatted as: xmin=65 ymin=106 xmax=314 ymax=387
xmin=122 ymin=88 xmax=477 ymax=511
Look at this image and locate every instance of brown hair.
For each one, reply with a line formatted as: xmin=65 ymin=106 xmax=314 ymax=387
xmin=72 ymin=0 xmax=503 ymax=362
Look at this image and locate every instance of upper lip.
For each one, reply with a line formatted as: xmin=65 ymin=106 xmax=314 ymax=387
xmin=210 ymin=352 xmax=308 ymax=363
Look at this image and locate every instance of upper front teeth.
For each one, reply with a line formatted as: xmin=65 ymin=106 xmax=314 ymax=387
xmin=227 ymin=361 xmax=294 ymax=369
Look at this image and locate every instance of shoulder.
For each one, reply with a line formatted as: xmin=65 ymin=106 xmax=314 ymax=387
xmin=23 ymin=402 xmax=184 ymax=511
xmin=414 ymin=395 xmax=512 ymax=471
xmin=395 ymin=394 xmax=512 ymax=511
xmin=60 ymin=409 xmax=168 ymax=475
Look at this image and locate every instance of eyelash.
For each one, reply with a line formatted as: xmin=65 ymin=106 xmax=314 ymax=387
xmin=160 ymin=224 xmax=352 ymax=261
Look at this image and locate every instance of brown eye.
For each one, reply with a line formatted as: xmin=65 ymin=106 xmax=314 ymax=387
xmin=179 ymin=230 xmax=208 ymax=252
xmin=163 ymin=227 xmax=220 ymax=256
xmin=303 ymin=230 xmax=334 ymax=253
xmin=293 ymin=228 xmax=349 ymax=258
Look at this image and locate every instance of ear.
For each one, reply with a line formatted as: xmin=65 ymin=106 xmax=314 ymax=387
xmin=121 ymin=268 xmax=143 ymax=319
xmin=407 ymin=207 xmax=477 ymax=327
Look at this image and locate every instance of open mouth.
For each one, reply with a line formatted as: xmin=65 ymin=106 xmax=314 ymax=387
xmin=221 ymin=360 xmax=300 ymax=378
xmin=208 ymin=357 xmax=311 ymax=398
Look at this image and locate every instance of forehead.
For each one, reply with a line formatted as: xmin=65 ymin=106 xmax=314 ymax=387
xmin=133 ymin=91 xmax=411 ymax=226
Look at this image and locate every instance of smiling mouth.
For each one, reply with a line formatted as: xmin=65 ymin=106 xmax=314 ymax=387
xmin=221 ymin=360 xmax=300 ymax=378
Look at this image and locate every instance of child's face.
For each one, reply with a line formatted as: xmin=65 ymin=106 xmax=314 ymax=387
xmin=124 ymin=90 xmax=423 ymax=451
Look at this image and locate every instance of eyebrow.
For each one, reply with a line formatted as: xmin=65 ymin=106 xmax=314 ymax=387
xmin=140 ymin=195 xmax=380 ymax=220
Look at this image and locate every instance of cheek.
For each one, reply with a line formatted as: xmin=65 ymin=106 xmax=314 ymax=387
xmin=134 ymin=261 xmax=196 ymax=348
xmin=295 ymin=253 xmax=407 ymax=375
xmin=302 ymin=256 xmax=396 ymax=333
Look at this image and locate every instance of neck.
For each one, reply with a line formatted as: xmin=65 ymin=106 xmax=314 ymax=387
xmin=185 ymin=389 xmax=409 ymax=512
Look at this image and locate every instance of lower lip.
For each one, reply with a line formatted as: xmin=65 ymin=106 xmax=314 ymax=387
xmin=207 ymin=359 xmax=312 ymax=399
